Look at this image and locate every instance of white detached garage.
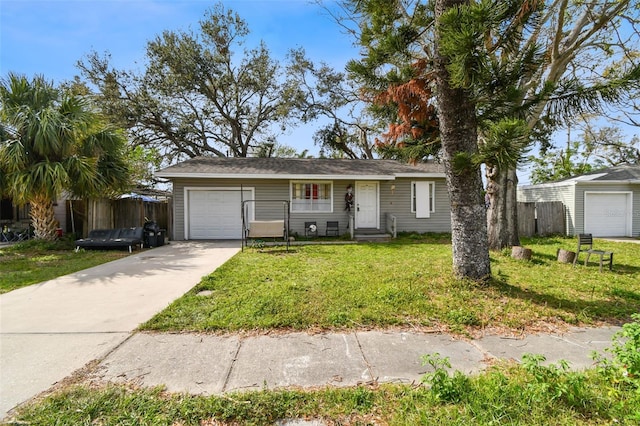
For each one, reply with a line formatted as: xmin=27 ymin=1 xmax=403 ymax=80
xmin=518 ymin=164 xmax=640 ymax=238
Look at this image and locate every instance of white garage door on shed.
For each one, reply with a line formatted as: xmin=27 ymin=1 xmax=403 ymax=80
xmin=186 ymin=188 xmax=253 ymax=239
xmin=584 ymin=192 xmax=632 ymax=237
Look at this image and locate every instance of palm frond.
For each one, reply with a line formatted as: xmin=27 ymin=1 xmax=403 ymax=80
xmin=1 ymin=73 xmax=131 ymax=209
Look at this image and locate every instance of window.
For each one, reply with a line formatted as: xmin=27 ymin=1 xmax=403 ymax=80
xmin=411 ymin=181 xmax=435 ymax=218
xmin=291 ymin=181 xmax=333 ymax=212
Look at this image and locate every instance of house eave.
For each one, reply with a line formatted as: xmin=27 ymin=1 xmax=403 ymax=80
xmin=154 ymin=172 xmax=399 ymax=180
xmin=519 ymin=179 xmax=640 ymax=190
xmin=519 ymin=181 xmax=577 ymax=190
xmin=395 ymin=173 xmax=446 ymax=178
xmin=575 ymin=180 xmax=640 ymax=185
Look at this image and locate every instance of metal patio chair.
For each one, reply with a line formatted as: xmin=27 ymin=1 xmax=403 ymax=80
xmin=573 ymin=233 xmax=613 ymax=272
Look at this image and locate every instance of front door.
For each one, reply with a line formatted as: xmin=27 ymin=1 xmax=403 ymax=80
xmin=355 ymin=181 xmax=378 ymax=228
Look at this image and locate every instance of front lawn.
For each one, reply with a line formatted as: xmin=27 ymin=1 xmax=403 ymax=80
xmin=0 ymin=238 xmax=131 ymax=294
xmin=141 ymin=234 xmax=640 ymax=335
xmin=7 ymin=235 xmax=640 ymax=424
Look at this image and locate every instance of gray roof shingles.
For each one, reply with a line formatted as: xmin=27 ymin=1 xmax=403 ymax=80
xmin=157 ymin=157 xmax=445 ymax=177
xmin=585 ymin=164 xmax=640 ymax=181
xmin=554 ymin=164 xmax=640 ymax=183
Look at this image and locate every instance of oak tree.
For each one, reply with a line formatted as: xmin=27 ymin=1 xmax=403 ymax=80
xmin=78 ymin=4 xmax=308 ymax=162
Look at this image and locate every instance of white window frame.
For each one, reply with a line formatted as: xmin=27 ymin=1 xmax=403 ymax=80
xmin=290 ymin=181 xmax=334 ymax=213
xmin=411 ymin=181 xmax=435 ymax=218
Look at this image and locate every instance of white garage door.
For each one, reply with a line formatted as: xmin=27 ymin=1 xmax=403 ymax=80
xmin=187 ymin=190 xmax=251 ymax=239
xmin=584 ymin=192 xmax=631 ymax=237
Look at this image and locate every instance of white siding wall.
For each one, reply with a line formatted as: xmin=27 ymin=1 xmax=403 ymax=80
xmin=53 ymin=198 xmax=67 ymax=232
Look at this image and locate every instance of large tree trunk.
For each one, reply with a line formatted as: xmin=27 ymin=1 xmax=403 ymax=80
xmin=506 ymin=168 xmax=520 ymax=247
xmin=486 ymin=164 xmax=509 ymax=251
xmin=435 ymin=0 xmax=491 ymax=281
xmin=29 ymin=194 xmax=58 ymax=240
xmin=486 ymin=166 xmax=521 ymax=250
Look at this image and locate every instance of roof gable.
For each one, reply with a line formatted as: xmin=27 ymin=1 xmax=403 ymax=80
xmin=156 ymin=157 xmax=445 ymax=180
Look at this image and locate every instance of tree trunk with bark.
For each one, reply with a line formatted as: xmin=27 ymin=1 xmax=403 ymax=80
xmin=29 ymin=194 xmax=58 ymax=240
xmin=435 ymin=0 xmax=491 ymax=281
xmin=506 ymin=168 xmax=520 ymax=247
xmin=486 ymin=166 xmax=521 ymax=250
xmin=486 ymin=164 xmax=510 ymax=251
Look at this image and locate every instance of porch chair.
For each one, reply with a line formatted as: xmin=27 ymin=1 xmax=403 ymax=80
xmin=326 ymin=221 xmax=339 ymax=237
xmin=573 ymin=233 xmax=613 ymax=272
xmin=304 ymin=221 xmax=318 ymax=238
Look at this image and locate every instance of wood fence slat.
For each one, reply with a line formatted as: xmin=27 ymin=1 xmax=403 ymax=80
xmin=536 ymin=201 xmax=565 ymax=236
xmin=517 ymin=201 xmax=566 ymax=237
xmin=517 ymin=202 xmax=536 ymax=237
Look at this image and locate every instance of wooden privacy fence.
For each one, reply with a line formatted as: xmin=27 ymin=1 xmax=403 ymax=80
xmin=69 ymin=198 xmax=171 ymax=239
xmin=112 ymin=198 xmax=169 ymax=230
xmin=518 ymin=201 xmax=566 ymax=237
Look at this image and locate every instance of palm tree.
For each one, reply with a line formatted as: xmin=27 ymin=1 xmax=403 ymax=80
xmin=0 ymin=73 xmax=130 ymax=240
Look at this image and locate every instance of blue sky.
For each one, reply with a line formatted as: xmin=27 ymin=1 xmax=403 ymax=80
xmin=2 ymin=1 xmax=636 ymax=182
xmin=0 ymin=0 xmax=358 ymax=155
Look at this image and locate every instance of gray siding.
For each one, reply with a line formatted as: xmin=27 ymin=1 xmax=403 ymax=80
xmin=171 ymin=177 xmax=452 ymax=240
xmin=173 ymin=178 xmax=294 ymax=240
xmin=575 ymin=183 xmax=639 ymax=237
xmin=378 ymin=179 xmax=451 ymax=233
xmin=291 ymin=179 xmax=352 ymax=237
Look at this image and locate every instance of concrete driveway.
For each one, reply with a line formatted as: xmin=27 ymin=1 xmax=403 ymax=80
xmin=0 ymin=241 xmax=240 ymax=418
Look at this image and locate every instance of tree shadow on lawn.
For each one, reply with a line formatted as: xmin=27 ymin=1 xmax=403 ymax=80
xmin=489 ymin=276 xmax=640 ymax=324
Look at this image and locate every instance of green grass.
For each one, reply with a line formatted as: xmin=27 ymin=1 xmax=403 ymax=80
xmin=0 ymin=238 xmax=131 ymax=294
xmin=141 ymin=234 xmax=640 ymax=335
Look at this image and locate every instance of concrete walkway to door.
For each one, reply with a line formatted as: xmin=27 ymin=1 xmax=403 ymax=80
xmin=0 ymin=241 xmax=240 ymax=418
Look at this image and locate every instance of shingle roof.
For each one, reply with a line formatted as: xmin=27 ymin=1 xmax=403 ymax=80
xmin=563 ymin=164 xmax=640 ymax=183
xmin=156 ymin=157 xmax=445 ymax=179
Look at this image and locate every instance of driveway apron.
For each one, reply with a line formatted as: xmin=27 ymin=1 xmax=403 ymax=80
xmin=0 ymin=241 xmax=240 ymax=418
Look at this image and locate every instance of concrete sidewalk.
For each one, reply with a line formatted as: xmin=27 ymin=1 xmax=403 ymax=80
xmin=93 ymin=326 xmax=619 ymax=396
xmin=0 ymin=241 xmax=241 ymax=418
